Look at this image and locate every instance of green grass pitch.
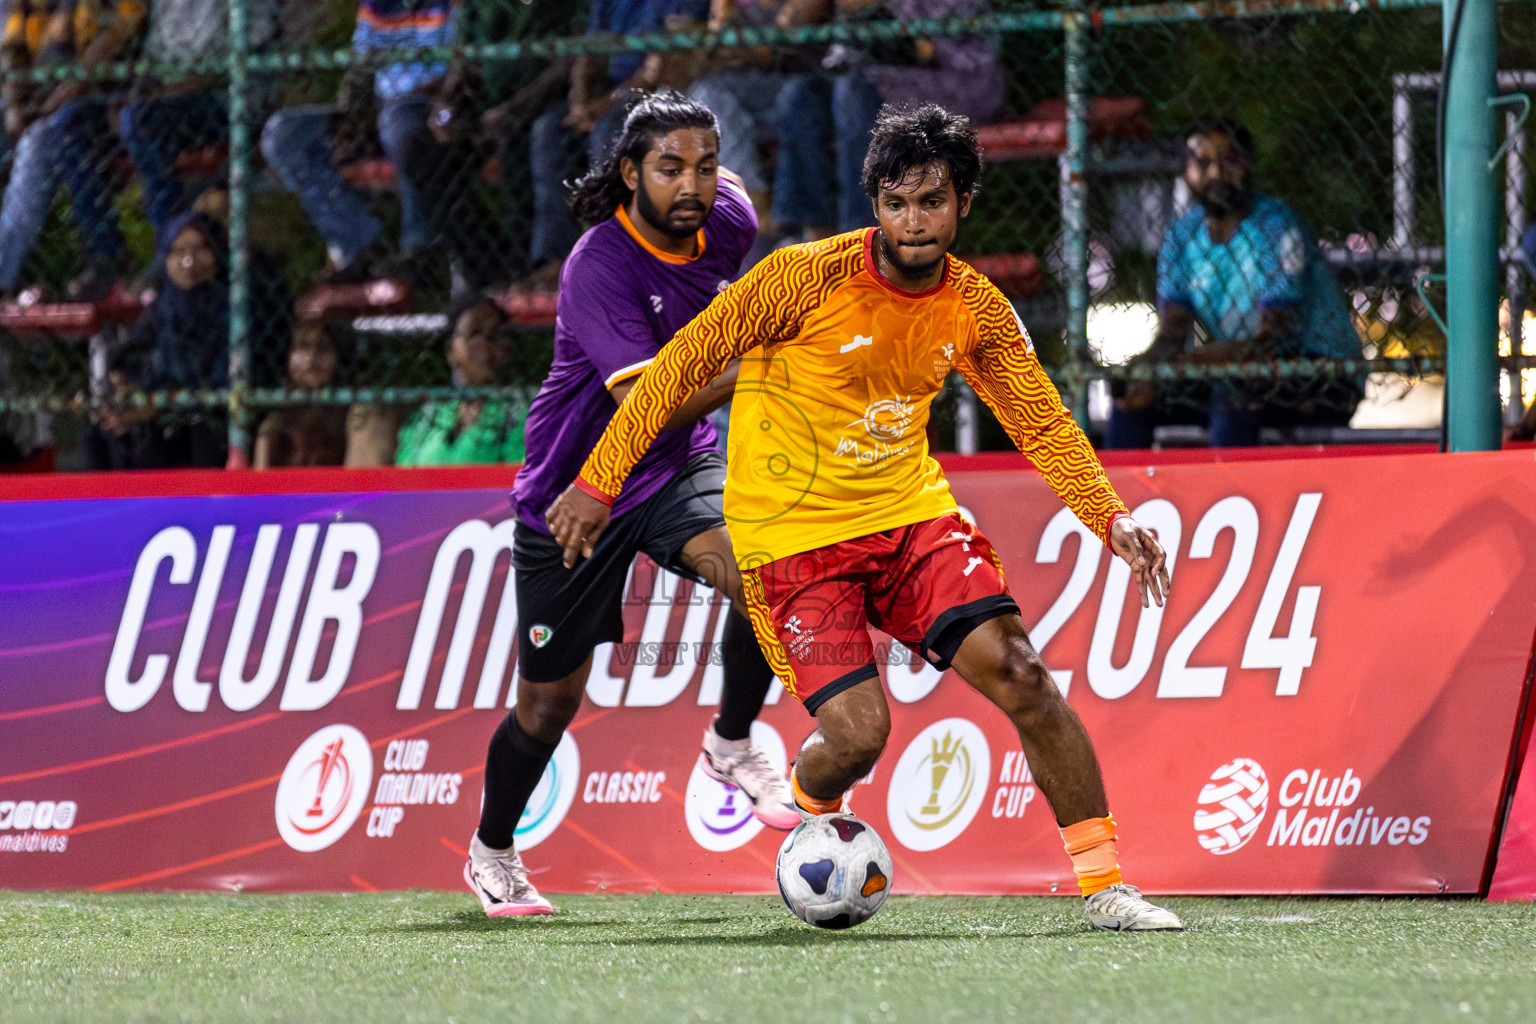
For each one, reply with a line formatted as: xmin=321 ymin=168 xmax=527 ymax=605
xmin=2 ymin=892 xmax=1534 ymax=1023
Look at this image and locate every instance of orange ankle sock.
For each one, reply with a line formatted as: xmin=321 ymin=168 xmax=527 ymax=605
xmin=1060 ymin=815 xmax=1123 ymax=897
xmin=790 ymin=766 xmax=843 ymax=816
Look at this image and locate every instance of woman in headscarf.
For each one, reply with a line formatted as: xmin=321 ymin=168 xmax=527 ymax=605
xmin=85 ymin=210 xmax=231 ymax=469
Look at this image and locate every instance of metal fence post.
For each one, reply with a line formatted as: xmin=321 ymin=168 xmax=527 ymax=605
xmin=1062 ymin=3 xmax=1091 ymax=429
xmin=1444 ymin=0 xmax=1501 ymax=451
xmin=226 ymin=0 xmax=253 ymax=466
xmin=1504 ymin=106 xmax=1526 ymax=427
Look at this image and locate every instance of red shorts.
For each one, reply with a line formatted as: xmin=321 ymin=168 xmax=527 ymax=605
xmin=741 ymin=513 xmax=1017 ymax=713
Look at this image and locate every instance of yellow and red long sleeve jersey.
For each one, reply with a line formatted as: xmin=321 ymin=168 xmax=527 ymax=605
xmin=577 ymin=228 xmax=1129 ymax=567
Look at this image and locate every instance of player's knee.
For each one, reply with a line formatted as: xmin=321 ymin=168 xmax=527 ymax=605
xmin=819 ymin=701 xmax=890 ymax=779
xmin=517 ymin=684 xmax=582 ymax=744
xmin=989 ymin=650 xmax=1057 ymax=727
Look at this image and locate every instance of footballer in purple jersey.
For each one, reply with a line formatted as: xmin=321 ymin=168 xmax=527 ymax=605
xmin=464 ymin=93 xmax=797 ymax=918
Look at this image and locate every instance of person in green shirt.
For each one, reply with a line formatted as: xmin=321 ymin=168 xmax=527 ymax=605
xmin=395 ymin=297 xmax=528 ymax=466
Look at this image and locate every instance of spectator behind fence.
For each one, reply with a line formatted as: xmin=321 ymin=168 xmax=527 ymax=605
xmin=394 ymin=296 xmax=527 ymax=466
xmin=261 ymin=0 xmax=484 ymax=288
xmin=515 ymin=0 xmax=709 ymax=293
xmin=252 ymin=320 xmax=354 ymax=469
xmin=190 ymin=186 xmax=292 ymax=387
xmin=118 ymin=0 xmax=278 ymax=245
xmin=771 ymin=0 xmax=1003 ymax=241
xmin=1104 ymin=118 xmax=1363 ymax=449
xmin=84 ymin=211 xmax=231 ymax=469
xmin=684 ymin=0 xmax=830 ymax=244
xmin=0 ymin=0 xmax=145 ymax=300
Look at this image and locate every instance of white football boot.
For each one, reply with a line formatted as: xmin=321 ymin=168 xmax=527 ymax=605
xmin=700 ymin=719 xmax=800 ymax=830
xmin=464 ymin=834 xmax=554 ymax=917
xmin=1083 ymin=884 xmax=1184 ymax=931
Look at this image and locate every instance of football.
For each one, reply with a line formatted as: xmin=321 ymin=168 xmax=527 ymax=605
xmin=775 ymin=813 xmax=894 ymax=929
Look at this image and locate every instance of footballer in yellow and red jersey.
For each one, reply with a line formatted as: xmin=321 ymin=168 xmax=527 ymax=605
xmin=573 ymin=225 xmax=1130 ymax=707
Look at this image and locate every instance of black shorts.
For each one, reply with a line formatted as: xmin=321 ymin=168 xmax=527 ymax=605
xmin=513 ymin=451 xmax=729 ymax=682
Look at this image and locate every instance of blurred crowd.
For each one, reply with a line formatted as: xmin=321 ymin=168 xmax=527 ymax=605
xmin=1 ymin=0 xmax=1522 ymax=472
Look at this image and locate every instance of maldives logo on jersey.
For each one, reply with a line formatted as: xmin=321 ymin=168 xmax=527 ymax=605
xmin=848 ymin=395 xmax=914 ymax=442
xmin=274 ymin=725 xmax=373 ymax=852
xmin=684 ymin=722 xmax=788 ymax=851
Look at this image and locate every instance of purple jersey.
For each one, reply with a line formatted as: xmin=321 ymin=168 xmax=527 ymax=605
xmin=513 ymin=178 xmax=758 ymax=531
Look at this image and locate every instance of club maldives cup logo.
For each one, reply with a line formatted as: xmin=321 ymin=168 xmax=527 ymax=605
xmin=1195 ymin=758 xmax=1270 ymax=855
xmin=886 ymin=718 xmax=991 ymax=852
xmin=274 ymin=725 xmax=373 ymax=852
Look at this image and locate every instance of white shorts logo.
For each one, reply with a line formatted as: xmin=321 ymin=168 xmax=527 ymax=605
xmin=275 ymin=725 xmax=373 ymax=852
xmin=515 ymin=733 xmax=580 ymax=849
xmin=1195 ymin=758 xmax=1270 ymax=855
xmin=886 ymin=718 xmax=991 ymax=851
xmin=685 ymin=722 xmax=787 ymax=852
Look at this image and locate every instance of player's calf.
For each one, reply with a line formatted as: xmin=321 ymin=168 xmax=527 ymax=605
xmin=791 ymin=682 xmax=889 ymax=816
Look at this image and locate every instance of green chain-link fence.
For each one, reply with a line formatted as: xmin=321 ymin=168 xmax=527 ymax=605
xmin=0 ymin=0 xmax=1533 ymax=468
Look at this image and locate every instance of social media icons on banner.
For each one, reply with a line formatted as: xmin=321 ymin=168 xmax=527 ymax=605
xmin=275 ymin=725 xmax=373 ymax=852
xmin=685 ymin=722 xmax=788 ymax=852
xmin=886 ymin=718 xmax=990 ymax=852
xmin=516 ymin=733 xmax=580 ymax=850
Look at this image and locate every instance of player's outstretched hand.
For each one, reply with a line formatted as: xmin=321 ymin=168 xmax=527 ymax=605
xmin=1109 ymin=516 xmax=1171 ymax=608
xmin=546 ymin=484 xmax=612 ymax=569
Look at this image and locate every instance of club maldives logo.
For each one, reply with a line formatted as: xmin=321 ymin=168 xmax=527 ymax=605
xmin=1194 ymin=758 xmax=1270 ymax=855
xmin=274 ymin=725 xmax=373 ymax=852
xmin=886 ymin=718 xmax=991 ymax=852
xmin=515 ymin=733 xmax=580 ymax=850
xmin=685 ymin=722 xmax=788 ymax=852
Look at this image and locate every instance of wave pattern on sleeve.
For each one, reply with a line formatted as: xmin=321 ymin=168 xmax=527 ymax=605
xmin=953 ymin=267 xmax=1129 ymax=543
xmin=578 ymin=234 xmax=865 ymax=500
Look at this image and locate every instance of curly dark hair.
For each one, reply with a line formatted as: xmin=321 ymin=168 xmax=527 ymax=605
xmin=567 ymin=90 xmax=721 ymax=227
xmin=860 ymin=103 xmax=982 ymax=201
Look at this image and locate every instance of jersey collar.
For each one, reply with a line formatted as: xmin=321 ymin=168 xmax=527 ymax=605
xmin=863 ymin=228 xmax=949 ymax=299
xmin=616 ymin=203 xmax=708 ymax=265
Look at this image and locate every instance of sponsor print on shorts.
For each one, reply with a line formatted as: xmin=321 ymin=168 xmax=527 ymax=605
xmin=274 ymin=724 xmax=373 ymax=852
xmin=886 ymin=718 xmax=991 ymax=852
xmin=516 ymin=733 xmax=580 ymax=850
xmin=1194 ymin=757 xmax=1270 ymax=855
xmin=685 ymin=721 xmax=788 ymax=852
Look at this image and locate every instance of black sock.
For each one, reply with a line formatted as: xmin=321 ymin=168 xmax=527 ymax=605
xmin=476 ymin=711 xmax=559 ymax=851
xmin=714 ymin=608 xmax=774 ymax=741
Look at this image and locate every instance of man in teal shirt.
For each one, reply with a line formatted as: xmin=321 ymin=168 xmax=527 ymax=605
xmin=1106 ymin=118 xmax=1362 ymax=448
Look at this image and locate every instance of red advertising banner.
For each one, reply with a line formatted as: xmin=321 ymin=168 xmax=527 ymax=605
xmin=2 ymin=450 xmax=1533 ymax=896
xmin=1488 ymin=708 xmax=1536 ymax=901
